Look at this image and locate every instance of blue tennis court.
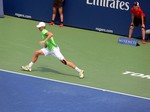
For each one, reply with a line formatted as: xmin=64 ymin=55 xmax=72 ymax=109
xmin=0 ymin=69 xmax=150 ymax=112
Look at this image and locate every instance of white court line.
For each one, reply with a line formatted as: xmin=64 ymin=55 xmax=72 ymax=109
xmin=0 ymin=69 xmax=150 ymax=101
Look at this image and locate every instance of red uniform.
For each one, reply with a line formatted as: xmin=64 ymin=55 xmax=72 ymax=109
xmin=131 ymin=7 xmax=146 ymax=26
xmin=131 ymin=7 xmax=145 ymax=18
xmin=128 ymin=2 xmax=146 ymax=44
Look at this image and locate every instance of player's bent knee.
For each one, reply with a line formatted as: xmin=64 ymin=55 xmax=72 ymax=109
xmin=61 ymin=60 xmax=67 ymax=65
xmin=130 ymin=25 xmax=134 ymax=29
xmin=34 ymin=50 xmax=42 ymax=56
xmin=141 ymin=27 xmax=145 ymax=31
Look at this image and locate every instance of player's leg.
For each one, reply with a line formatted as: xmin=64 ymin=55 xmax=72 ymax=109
xmin=61 ymin=59 xmax=76 ymax=69
xmin=31 ymin=50 xmax=44 ymax=63
xmin=60 ymin=59 xmax=84 ymax=79
xmin=52 ymin=47 xmax=84 ymax=78
xmin=21 ymin=49 xmax=45 ymax=71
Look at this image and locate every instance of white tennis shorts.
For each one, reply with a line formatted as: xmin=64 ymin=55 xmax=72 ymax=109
xmin=41 ymin=46 xmax=65 ymax=60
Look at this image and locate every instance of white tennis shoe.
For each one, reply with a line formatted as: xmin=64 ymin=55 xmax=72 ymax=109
xmin=21 ymin=65 xmax=32 ymax=72
xmin=79 ymin=70 xmax=84 ymax=79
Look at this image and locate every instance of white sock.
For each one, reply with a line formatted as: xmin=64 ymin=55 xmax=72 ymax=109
xmin=29 ymin=62 xmax=34 ymax=67
xmin=75 ymin=67 xmax=81 ymax=72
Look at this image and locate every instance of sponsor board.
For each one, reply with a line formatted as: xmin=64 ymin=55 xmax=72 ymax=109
xmin=118 ymin=37 xmax=139 ymax=46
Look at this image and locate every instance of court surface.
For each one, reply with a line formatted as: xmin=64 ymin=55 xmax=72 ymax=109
xmin=0 ymin=69 xmax=150 ymax=112
xmin=0 ymin=16 xmax=150 ymax=111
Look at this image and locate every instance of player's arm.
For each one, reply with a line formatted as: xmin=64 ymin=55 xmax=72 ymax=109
xmin=45 ymin=32 xmax=53 ymax=41
xmin=40 ymin=32 xmax=53 ymax=45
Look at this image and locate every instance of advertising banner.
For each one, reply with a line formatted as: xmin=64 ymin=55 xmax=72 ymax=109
xmin=3 ymin=0 xmax=150 ymax=38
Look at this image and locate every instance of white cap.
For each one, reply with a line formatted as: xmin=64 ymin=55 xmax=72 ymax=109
xmin=36 ymin=22 xmax=46 ymax=28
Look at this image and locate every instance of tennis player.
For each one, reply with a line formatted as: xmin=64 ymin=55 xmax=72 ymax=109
xmin=128 ymin=2 xmax=146 ymax=44
xmin=22 ymin=22 xmax=84 ymax=79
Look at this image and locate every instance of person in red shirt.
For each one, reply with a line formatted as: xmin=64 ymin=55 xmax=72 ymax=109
xmin=128 ymin=2 xmax=146 ymax=44
xmin=49 ymin=0 xmax=64 ymax=27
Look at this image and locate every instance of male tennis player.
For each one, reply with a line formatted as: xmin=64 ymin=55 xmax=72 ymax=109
xmin=22 ymin=22 xmax=84 ymax=79
xmin=128 ymin=2 xmax=146 ymax=44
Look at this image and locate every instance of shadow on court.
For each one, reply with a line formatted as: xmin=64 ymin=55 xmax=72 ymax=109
xmin=32 ymin=66 xmax=79 ymax=78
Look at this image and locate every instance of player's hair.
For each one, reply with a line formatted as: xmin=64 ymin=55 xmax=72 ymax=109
xmin=133 ymin=2 xmax=139 ymax=6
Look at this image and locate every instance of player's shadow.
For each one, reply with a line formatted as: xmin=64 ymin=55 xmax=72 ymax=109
xmin=34 ymin=67 xmax=78 ymax=78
